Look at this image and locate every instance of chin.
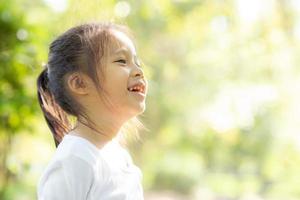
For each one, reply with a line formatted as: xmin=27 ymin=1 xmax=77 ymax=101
xmin=128 ymin=102 xmax=146 ymax=117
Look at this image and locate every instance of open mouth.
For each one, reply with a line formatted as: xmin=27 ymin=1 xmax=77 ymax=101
xmin=127 ymin=82 xmax=146 ymax=94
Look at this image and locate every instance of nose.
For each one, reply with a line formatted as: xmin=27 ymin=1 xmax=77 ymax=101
xmin=131 ymin=65 xmax=144 ymax=78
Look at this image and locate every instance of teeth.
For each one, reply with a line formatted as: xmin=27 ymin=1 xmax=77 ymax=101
xmin=128 ymin=85 xmax=144 ymax=93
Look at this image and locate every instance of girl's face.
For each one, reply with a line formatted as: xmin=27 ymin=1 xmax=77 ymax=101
xmin=94 ymin=30 xmax=148 ymax=119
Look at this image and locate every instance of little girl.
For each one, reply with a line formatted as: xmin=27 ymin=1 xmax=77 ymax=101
xmin=36 ymin=22 xmax=147 ymax=200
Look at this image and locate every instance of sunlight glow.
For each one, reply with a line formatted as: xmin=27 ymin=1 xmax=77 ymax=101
xmin=43 ymin=0 xmax=68 ymax=12
xmin=16 ymin=28 xmax=28 ymax=41
xmin=114 ymin=1 xmax=131 ymax=18
xmin=202 ymin=85 xmax=278 ymax=133
xmin=236 ymin=0 xmax=273 ymax=24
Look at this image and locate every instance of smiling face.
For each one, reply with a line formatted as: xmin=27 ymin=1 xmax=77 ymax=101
xmin=96 ymin=29 xmax=148 ymax=119
xmin=66 ymin=28 xmax=147 ymax=124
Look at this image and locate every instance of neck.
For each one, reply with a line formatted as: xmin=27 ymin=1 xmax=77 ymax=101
xmin=71 ymin=113 xmax=126 ymax=149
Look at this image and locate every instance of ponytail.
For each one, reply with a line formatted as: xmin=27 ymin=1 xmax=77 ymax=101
xmin=37 ymin=68 xmax=72 ymax=147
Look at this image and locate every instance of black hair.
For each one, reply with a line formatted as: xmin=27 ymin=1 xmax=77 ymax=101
xmin=37 ymin=22 xmax=132 ymax=147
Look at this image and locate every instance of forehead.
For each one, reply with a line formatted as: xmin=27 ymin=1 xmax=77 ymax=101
xmin=108 ymin=30 xmax=136 ymax=55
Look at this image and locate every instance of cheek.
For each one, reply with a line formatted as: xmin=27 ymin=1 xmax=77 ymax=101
xmin=101 ymin=68 xmax=129 ymax=100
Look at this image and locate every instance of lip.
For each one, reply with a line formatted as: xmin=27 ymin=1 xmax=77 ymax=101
xmin=129 ymin=90 xmax=146 ymax=96
xmin=127 ymin=80 xmax=147 ymax=95
xmin=128 ymin=90 xmax=146 ymax=102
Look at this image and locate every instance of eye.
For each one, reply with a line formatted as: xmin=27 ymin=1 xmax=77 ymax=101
xmin=114 ymin=59 xmax=127 ymax=64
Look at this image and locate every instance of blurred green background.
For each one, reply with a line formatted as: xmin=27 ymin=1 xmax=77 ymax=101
xmin=1 ymin=0 xmax=300 ymax=199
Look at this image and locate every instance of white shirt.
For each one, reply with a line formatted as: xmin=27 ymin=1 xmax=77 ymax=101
xmin=37 ymin=134 xmax=144 ymax=200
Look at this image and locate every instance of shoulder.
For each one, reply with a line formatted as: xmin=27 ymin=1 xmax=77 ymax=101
xmin=38 ymin=137 xmax=112 ymax=196
xmin=37 ymin=155 xmax=94 ymax=200
xmin=38 ymin=155 xmax=95 ymax=185
xmin=54 ymin=134 xmax=100 ymax=166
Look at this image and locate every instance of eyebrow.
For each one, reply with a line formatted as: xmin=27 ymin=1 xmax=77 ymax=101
xmin=113 ymin=47 xmax=138 ymax=58
xmin=114 ymin=47 xmax=129 ymax=55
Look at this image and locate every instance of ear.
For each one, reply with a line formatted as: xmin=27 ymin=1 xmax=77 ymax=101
xmin=67 ymin=72 xmax=90 ymax=95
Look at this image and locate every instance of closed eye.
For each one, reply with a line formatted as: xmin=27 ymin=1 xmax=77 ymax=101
xmin=114 ymin=58 xmax=142 ymax=68
xmin=114 ymin=59 xmax=127 ymax=64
